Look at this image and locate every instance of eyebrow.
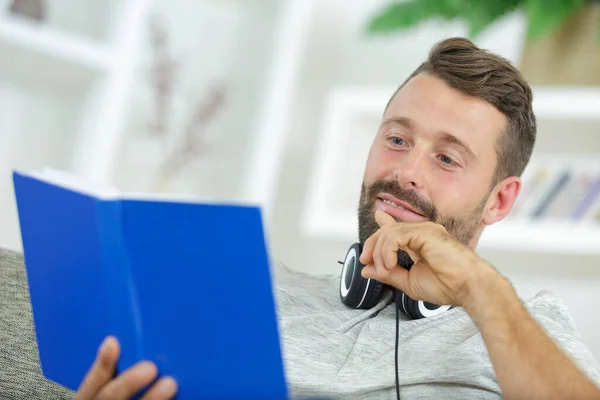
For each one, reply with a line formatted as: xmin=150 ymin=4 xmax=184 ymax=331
xmin=382 ymin=117 xmax=414 ymax=131
xmin=439 ymin=132 xmax=477 ymax=160
xmin=381 ymin=117 xmax=477 ymax=160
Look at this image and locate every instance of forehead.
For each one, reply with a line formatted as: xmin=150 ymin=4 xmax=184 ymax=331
xmin=384 ymin=73 xmax=506 ymax=156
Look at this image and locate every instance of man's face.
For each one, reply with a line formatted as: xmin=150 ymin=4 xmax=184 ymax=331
xmin=358 ymin=73 xmax=507 ymax=266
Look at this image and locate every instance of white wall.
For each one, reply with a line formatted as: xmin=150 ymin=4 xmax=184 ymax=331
xmin=265 ymin=0 xmax=600 ymax=362
xmin=0 ymin=83 xmax=82 ymax=251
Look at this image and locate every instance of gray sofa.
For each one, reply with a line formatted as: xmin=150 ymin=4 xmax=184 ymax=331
xmin=0 ymin=248 xmax=73 ymax=399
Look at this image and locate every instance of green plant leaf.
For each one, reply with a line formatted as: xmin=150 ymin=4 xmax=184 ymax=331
xmin=525 ymin=0 xmax=588 ymax=41
xmin=366 ymin=0 xmax=599 ymax=46
xmin=366 ymin=0 xmax=525 ymax=38
xmin=465 ymin=0 xmax=523 ymax=38
xmin=366 ymin=0 xmax=463 ymax=35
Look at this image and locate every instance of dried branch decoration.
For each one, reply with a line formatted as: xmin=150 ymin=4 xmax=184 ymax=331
xmin=147 ymin=16 xmax=178 ymax=139
xmin=146 ymin=15 xmax=228 ymax=185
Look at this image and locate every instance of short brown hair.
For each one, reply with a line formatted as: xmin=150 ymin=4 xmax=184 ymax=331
xmin=388 ymin=37 xmax=536 ymax=183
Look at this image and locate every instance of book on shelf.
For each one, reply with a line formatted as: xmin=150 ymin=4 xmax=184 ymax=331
xmin=572 ymin=175 xmax=600 ymax=220
xmin=12 ymin=168 xmax=288 ymax=399
xmin=507 ymin=158 xmax=600 ymax=224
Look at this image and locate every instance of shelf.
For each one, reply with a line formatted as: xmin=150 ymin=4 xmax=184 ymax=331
xmin=531 ymin=87 xmax=600 ymax=120
xmin=0 ymin=13 xmax=113 ymax=91
xmin=479 ymin=219 xmax=600 ymax=254
xmin=302 ymin=213 xmax=600 ymax=255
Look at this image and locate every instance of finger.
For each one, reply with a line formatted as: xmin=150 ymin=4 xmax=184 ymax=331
xmin=372 ymin=228 xmax=387 ymax=276
xmin=139 ymin=377 xmax=178 ymax=400
xmin=393 ymin=227 xmax=422 ymax=268
xmin=399 ymin=223 xmax=450 ymax=270
xmin=361 ymin=263 xmax=377 ymax=280
xmin=75 ymin=336 xmax=120 ymax=400
xmin=375 ymin=209 xmax=396 ymax=228
xmin=359 ymin=230 xmax=380 ymax=265
xmin=97 ymin=361 xmax=158 ymax=400
xmin=379 ymin=223 xmax=421 ymax=266
xmin=372 ymin=263 xmax=411 ymax=296
xmin=380 ymin=231 xmax=400 ymax=270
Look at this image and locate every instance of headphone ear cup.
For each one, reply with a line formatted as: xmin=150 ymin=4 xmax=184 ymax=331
xmin=340 ymin=243 xmax=384 ymax=309
xmin=399 ymin=293 xmax=421 ymax=319
xmin=397 ymin=290 xmax=453 ymax=319
xmin=359 ymin=278 xmax=384 ymax=309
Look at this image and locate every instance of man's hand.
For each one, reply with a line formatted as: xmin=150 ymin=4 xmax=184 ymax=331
xmin=360 ymin=210 xmax=600 ymax=399
xmin=359 ymin=209 xmax=497 ymax=307
xmin=74 ymin=336 xmax=178 ymax=400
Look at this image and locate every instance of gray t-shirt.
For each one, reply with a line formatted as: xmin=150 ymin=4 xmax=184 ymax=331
xmin=272 ymin=261 xmax=600 ymax=399
xmin=1 ymin=249 xmax=599 ymax=399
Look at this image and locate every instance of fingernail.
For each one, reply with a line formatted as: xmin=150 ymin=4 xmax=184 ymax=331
xmin=99 ymin=336 xmax=112 ymax=355
xmin=137 ymin=361 xmax=157 ymax=377
xmin=99 ymin=337 xmax=108 ymax=351
xmin=157 ymin=377 xmax=178 ymax=395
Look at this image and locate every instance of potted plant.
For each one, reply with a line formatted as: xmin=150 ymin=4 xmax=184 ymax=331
xmin=365 ymin=0 xmax=600 ymax=85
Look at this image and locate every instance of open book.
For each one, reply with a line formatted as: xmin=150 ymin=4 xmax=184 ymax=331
xmin=12 ymin=169 xmax=288 ymax=399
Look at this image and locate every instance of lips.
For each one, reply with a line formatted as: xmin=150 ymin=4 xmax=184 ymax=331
xmin=375 ymin=194 xmax=428 ymax=223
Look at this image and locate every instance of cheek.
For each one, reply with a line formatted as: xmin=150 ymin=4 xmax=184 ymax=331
xmin=430 ymin=173 xmax=488 ymax=215
xmin=364 ymin=143 xmax=396 ymax=184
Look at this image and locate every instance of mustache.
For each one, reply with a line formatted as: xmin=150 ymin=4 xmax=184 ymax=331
xmin=365 ymin=180 xmax=435 ymax=220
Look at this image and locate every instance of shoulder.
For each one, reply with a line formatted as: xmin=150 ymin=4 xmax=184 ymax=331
xmin=270 ymin=259 xmax=339 ymax=290
xmin=525 ymin=290 xmax=585 ymax=338
xmin=525 ymin=290 xmax=576 ymax=328
xmin=525 ymin=290 xmax=600 ymax=386
xmin=0 ymin=248 xmax=73 ymax=398
xmin=270 ymin=259 xmax=343 ymax=315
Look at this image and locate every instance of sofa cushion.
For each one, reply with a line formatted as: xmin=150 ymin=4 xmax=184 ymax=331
xmin=0 ymin=248 xmax=73 ymax=399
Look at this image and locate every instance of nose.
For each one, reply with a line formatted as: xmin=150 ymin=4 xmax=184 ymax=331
xmin=394 ymin=148 xmax=426 ymax=190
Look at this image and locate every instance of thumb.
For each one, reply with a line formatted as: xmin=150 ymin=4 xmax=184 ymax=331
xmin=75 ymin=336 xmax=119 ymax=399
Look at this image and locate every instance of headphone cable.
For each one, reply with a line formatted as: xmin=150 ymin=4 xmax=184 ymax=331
xmin=395 ymin=301 xmax=400 ymax=400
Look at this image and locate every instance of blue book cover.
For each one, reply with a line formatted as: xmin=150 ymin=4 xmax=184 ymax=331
xmin=12 ymin=169 xmax=288 ymax=399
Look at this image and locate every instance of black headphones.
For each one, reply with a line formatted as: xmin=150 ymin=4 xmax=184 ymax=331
xmin=339 ymin=243 xmax=452 ymax=319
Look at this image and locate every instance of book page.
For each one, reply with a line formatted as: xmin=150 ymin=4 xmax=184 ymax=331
xmin=16 ymin=168 xmax=260 ymax=207
xmin=24 ymin=168 xmax=121 ymax=199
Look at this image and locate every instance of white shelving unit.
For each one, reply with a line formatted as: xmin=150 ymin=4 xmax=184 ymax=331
xmin=0 ymin=12 xmax=112 ymax=71
xmin=0 ymin=0 xmax=152 ymax=251
xmin=0 ymin=0 xmax=306 ymax=252
xmin=241 ymin=0 xmax=315 ymax=221
xmin=301 ymin=85 xmax=600 ymax=254
xmin=479 ymin=219 xmax=600 ymax=254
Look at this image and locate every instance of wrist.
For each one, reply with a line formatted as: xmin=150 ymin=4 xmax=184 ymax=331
xmin=460 ymin=262 xmax=513 ymax=318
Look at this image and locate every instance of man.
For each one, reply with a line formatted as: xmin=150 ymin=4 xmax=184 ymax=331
xmin=1 ymin=37 xmax=600 ymax=399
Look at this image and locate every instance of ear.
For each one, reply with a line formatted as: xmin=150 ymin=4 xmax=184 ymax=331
xmin=482 ymin=176 xmax=521 ymax=225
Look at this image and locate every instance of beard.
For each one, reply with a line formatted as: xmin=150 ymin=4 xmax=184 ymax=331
xmin=357 ymin=179 xmax=488 ymax=269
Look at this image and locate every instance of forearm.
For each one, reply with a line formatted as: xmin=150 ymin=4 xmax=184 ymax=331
xmin=463 ymin=267 xmax=600 ymax=400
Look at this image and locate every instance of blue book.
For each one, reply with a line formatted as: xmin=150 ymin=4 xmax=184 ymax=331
xmin=12 ymin=169 xmax=288 ymax=399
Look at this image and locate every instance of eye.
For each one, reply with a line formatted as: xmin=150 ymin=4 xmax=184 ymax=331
xmin=438 ymin=154 xmax=458 ymax=167
xmin=389 ymin=137 xmax=407 ymax=147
